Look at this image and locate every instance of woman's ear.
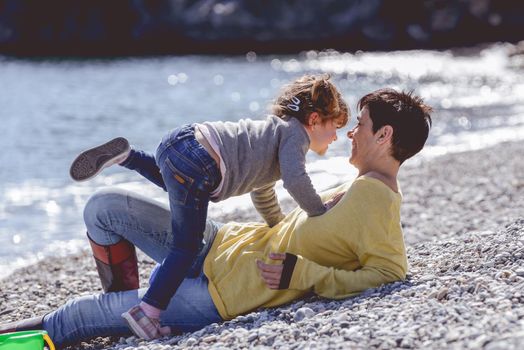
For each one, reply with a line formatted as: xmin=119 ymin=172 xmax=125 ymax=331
xmin=376 ymin=125 xmax=393 ymax=144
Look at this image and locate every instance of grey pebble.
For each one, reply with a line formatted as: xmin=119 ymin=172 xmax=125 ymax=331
xmin=294 ymin=307 xmax=315 ymax=322
xmin=436 ymin=287 xmax=448 ymax=300
xmin=515 ymin=269 xmax=524 ymax=277
xmin=247 ymin=332 xmax=258 ymax=342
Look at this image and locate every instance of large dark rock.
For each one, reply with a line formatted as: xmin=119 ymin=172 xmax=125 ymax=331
xmin=0 ymin=0 xmax=523 ymax=56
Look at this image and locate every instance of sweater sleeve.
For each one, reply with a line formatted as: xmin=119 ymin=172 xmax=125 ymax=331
xmin=250 ymin=182 xmax=285 ymax=227
xmin=282 ymin=251 xmax=407 ymax=298
xmin=278 ymin=131 xmax=326 ymax=217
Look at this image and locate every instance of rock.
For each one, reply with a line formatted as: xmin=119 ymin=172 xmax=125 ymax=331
xmin=185 ymin=337 xmax=197 ymax=346
xmin=433 ymin=287 xmax=448 ymax=301
xmin=125 ymin=336 xmax=136 ymax=345
xmin=202 ymin=335 xmax=217 ymax=343
xmin=294 ymin=307 xmax=315 ymax=322
xmin=247 ymin=333 xmax=258 ymax=343
xmin=305 ymin=326 xmax=317 ymax=334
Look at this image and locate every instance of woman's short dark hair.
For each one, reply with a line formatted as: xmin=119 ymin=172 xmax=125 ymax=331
xmin=358 ymin=89 xmax=433 ymax=164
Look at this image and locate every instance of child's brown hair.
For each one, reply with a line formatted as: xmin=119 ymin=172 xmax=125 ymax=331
xmin=272 ymin=74 xmax=349 ymax=127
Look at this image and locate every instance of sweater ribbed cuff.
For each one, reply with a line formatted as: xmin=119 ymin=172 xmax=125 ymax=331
xmin=278 ymin=253 xmax=298 ymax=289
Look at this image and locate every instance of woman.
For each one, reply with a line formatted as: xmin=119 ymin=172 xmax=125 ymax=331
xmin=0 ymin=88 xmax=432 ymax=348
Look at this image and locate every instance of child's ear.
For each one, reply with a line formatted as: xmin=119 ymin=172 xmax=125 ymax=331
xmin=308 ymin=112 xmax=320 ymax=126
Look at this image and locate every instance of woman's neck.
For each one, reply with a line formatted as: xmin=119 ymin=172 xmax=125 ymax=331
xmin=358 ymin=161 xmax=399 ymax=193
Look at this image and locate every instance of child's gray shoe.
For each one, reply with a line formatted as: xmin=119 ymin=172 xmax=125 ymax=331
xmin=70 ymin=137 xmax=130 ymax=182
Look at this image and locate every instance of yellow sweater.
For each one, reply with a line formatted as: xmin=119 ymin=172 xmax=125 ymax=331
xmin=203 ymin=176 xmax=408 ymax=320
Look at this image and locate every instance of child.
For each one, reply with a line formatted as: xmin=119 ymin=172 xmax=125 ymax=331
xmin=70 ymin=74 xmax=349 ymax=339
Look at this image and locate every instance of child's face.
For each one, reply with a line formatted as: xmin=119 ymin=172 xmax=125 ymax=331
xmin=308 ymin=117 xmax=343 ymax=155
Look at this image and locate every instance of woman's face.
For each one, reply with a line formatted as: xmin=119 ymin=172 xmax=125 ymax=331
xmin=347 ymin=107 xmax=376 ymax=167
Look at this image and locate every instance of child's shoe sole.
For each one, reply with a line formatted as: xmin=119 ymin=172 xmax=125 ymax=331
xmin=121 ymin=310 xmax=151 ymax=340
xmin=70 ymin=137 xmax=130 ymax=182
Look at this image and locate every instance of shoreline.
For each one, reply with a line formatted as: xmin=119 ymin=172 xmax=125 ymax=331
xmin=1 ymin=140 xmax=524 ymax=349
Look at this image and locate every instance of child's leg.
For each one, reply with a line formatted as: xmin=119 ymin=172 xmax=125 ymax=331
xmin=119 ymin=148 xmax=166 ymax=189
xmin=141 ymin=125 xmax=221 ymax=311
xmin=70 ymin=137 xmax=167 ymax=189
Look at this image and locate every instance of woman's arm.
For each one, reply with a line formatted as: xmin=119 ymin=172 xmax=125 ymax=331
xmin=256 ymin=253 xmax=286 ymax=289
xmin=257 ymin=251 xmax=406 ymax=298
xmin=283 ymin=253 xmax=406 ymax=298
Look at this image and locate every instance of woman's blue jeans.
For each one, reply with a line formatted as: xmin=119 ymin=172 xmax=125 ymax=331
xmin=42 ymin=188 xmax=223 ymax=347
xmin=120 ymin=124 xmax=221 ymax=310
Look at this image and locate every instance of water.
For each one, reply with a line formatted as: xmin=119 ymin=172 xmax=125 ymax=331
xmin=1 ymin=44 xmax=524 ymax=279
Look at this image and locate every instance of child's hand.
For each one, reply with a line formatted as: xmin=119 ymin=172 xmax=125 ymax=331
xmin=324 ymin=192 xmax=345 ymax=210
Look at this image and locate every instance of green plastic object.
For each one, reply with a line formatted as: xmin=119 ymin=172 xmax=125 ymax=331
xmin=0 ymin=330 xmax=55 ymax=350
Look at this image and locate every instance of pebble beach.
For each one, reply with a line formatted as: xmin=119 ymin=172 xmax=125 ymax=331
xmin=1 ymin=140 xmax=524 ymax=349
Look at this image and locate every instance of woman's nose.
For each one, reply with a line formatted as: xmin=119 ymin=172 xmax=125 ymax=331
xmin=347 ymin=130 xmax=353 ymax=139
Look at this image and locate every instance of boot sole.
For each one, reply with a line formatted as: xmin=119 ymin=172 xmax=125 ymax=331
xmin=70 ymin=137 xmax=130 ymax=182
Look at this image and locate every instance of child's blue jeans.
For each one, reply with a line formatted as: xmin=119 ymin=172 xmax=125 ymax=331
xmin=120 ymin=124 xmax=221 ymax=309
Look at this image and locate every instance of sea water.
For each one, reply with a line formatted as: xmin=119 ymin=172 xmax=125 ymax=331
xmin=1 ymin=43 xmax=524 ymax=279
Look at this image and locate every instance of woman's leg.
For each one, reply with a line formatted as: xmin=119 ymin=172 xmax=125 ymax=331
xmin=83 ymin=187 xmax=173 ymax=293
xmin=55 ymin=187 xmax=223 ymax=346
xmin=84 ymin=188 xmax=220 ymax=280
xmin=43 ymin=273 xmax=221 ymax=348
xmin=84 ymin=187 xmax=173 ymax=262
xmin=1 ymin=187 xmax=223 ymax=347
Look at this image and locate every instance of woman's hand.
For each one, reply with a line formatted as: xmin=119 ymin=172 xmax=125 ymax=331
xmin=256 ymin=252 xmax=286 ymax=289
xmin=324 ymin=192 xmax=345 ymax=210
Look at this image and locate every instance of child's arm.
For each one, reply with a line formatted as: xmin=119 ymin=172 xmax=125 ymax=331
xmin=250 ymin=182 xmax=285 ymax=227
xmin=279 ymin=137 xmax=326 ymax=217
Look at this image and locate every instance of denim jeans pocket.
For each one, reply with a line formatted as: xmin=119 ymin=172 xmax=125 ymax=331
xmin=164 ymin=157 xmax=195 ymax=205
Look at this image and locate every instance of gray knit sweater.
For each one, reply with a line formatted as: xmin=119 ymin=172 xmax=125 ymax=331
xmin=203 ymin=115 xmax=326 ymax=227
